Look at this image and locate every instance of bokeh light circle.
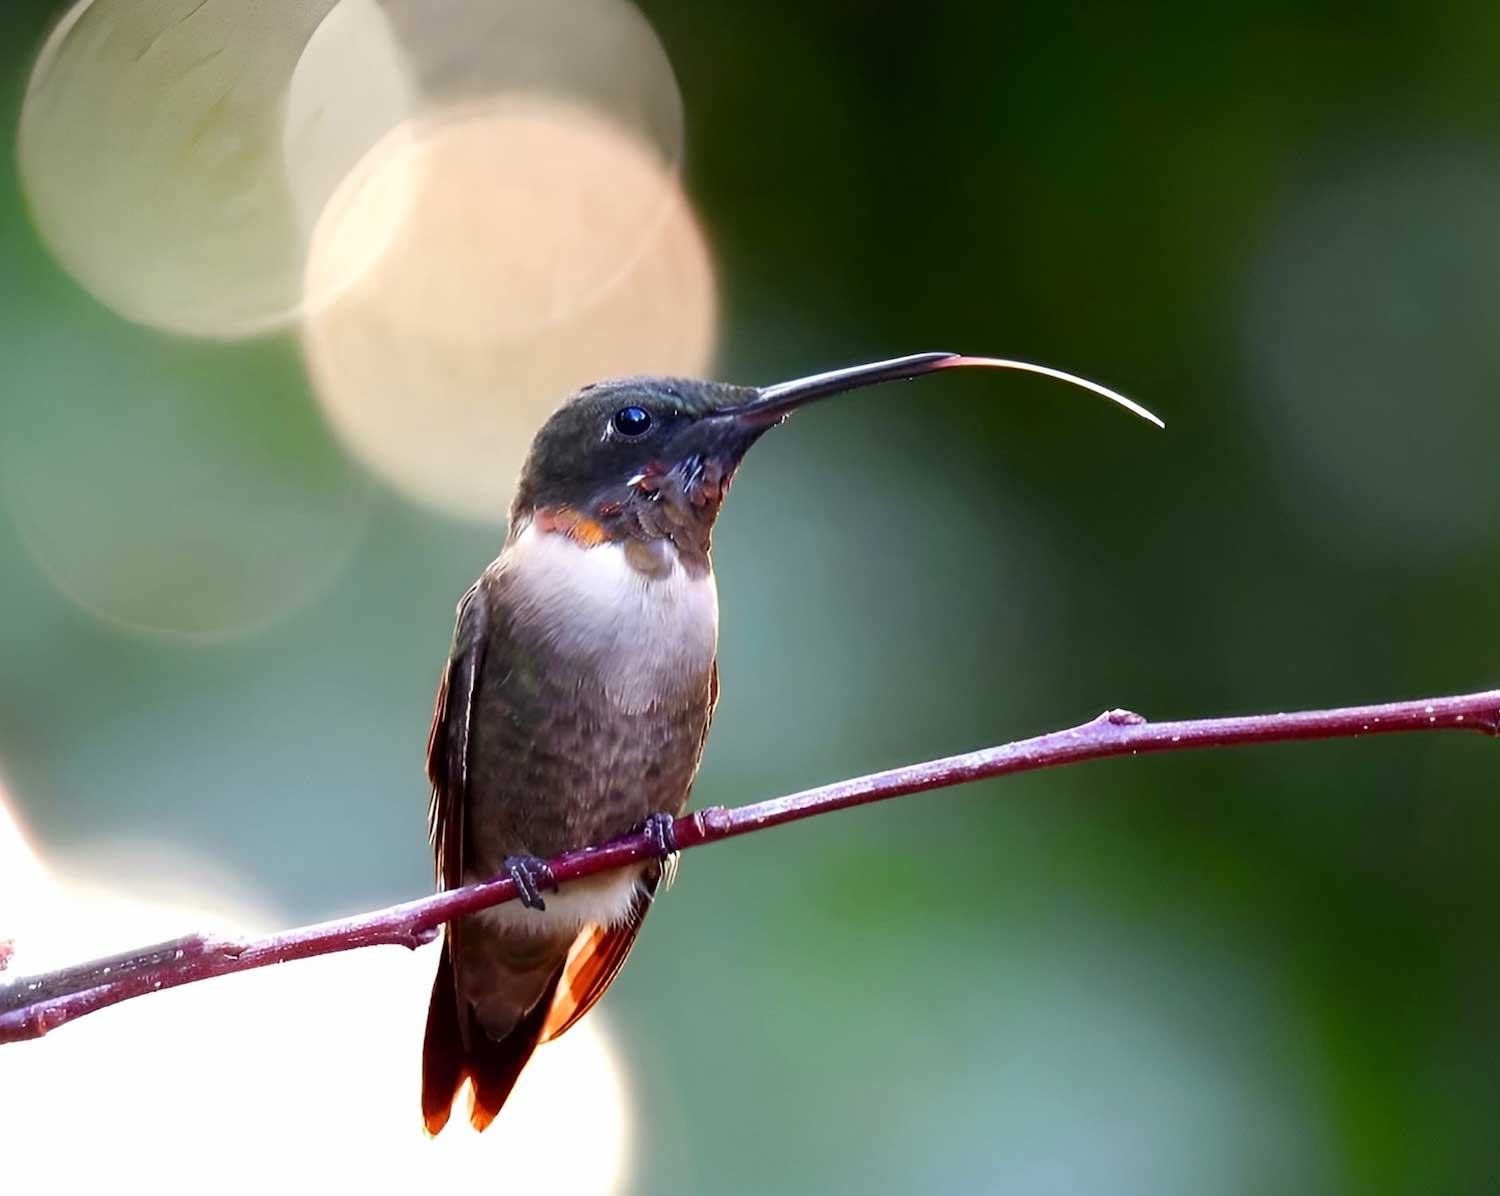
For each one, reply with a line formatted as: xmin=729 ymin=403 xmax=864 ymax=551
xmin=1245 ymin=142 xmax=1500 ymax=559
xmin=376 ymin=0 xmax=686 ymax=322
xmin=303 ymin=97 xmax=716 ymax=521
xmin=17 ymin=0 xmax=417 ymax=339
xmin=0 ymin=340 xmax=373 ymax=641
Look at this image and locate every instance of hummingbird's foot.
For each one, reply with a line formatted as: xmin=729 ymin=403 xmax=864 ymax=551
xmin=639 ymin=812 xmax=679 ymax=860
xmin=504 ymin=855 xmax=559 ymax=911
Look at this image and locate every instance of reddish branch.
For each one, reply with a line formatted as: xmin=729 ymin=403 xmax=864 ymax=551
xmin=2 ymin=687 xmax=1497 ymax=1045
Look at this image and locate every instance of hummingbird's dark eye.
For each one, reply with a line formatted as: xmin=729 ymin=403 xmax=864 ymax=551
xmin=612 ymin=406 xmax=653 ymax=437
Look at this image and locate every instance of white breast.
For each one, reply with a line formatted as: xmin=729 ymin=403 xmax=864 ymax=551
xmin=501 ymin=523 xmax=719 ymax=713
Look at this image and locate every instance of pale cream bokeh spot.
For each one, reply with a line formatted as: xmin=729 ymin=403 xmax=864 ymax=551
xmin=284 ymin=0 xmax=418 ymax=261
xmin=303 ymin=99 xmax=718 ymax=521
xmin=0 ymin=789 xmax=634 ymax=1192
xmin=18 ymin=0 xmax=414 ymax=337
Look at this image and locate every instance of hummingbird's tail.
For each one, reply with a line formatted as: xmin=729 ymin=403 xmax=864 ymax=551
xmin=420 ymin=936 xmax=563 ymax=1135
xmin=422 ymin=883 xmax=659 ymax=1134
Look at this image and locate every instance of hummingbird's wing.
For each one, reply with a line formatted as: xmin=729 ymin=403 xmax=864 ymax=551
xmin=423 ymin=581 xmax=510 ymax=1135
xmin=426 ymin=582 xmax=489 ymax=892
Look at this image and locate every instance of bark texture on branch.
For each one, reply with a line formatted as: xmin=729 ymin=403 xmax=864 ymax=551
xmin=2 ymin=687 xmax=1496 ymax=1045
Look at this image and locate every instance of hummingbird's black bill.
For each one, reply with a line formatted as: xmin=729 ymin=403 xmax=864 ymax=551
xmin=722 ymin=352 xmax=1164 ymax=428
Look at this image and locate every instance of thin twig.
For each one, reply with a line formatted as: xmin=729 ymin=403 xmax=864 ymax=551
xmin=2 ymin=687 xmax=1496 ymax=1045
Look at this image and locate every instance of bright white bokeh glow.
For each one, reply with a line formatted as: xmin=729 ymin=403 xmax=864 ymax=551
xmin=0 ymin=792 xmax=633 ymax=1193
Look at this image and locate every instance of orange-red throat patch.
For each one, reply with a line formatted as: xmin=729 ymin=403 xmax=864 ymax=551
xmin=534 ymin=506 xmax=614 ymax=547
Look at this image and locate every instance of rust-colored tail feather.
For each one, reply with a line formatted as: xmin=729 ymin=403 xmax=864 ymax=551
xmin=465 ymin=977 xmax=558 ymax=1131
xmin=422 ymin=892 xmax=657 ymax=1135
xmin=421 ymin=940 xmax=563 ymax=1135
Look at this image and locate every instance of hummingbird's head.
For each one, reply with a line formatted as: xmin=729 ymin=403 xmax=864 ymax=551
xmin=511 ymin=373 xmax=758 ymax=545
xmin=510 ymin=353 xmax=1162 ymax=564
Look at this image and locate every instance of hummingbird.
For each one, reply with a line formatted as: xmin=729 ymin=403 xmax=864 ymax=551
xmin=420 ymin=351 xmax=1161 ymax=1134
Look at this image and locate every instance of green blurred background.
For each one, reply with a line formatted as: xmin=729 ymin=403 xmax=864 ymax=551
xmin=3 ymin=1 xmax=1499 ymax=1191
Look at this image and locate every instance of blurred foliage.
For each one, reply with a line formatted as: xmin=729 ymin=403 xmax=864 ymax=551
xmin=3 ymin=0 xmax=1500 ymax=1191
